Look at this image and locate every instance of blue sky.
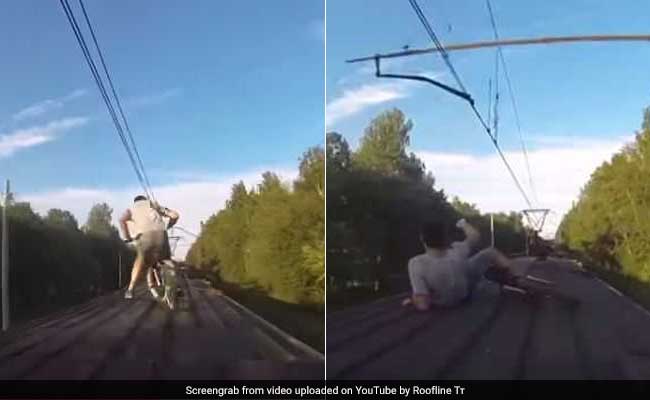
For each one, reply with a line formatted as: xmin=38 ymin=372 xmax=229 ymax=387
xmin=1 ymin=0 xmax=323 ymax=192
xmin=327 ymin=0 xmax=650 ymax=235
xmin=0 ymin=0 xmax=323 ymax=257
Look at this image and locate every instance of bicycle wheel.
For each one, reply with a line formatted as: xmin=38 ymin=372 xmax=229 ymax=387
xmin=160 ymin=260 xmax=177 ymax=310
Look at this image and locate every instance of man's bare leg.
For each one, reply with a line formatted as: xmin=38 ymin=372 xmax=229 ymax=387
xmin=146 ymin=267 xmax=156 ymax=288
xmin=125 ymin=254 xmax=145 ymax=298
xmin=146 ymin=267 xmax=162 ymax=300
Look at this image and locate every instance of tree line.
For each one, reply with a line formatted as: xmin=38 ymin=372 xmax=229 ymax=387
xmin=327 ymin=108 xmax=527 ymax=304
xmin=558 ymin=107 xmax=650 ymax=282
xmin=185 ymin=146 xmax=325 ymax=307
xmin=0 ymin=200 xmax=132 ymax=322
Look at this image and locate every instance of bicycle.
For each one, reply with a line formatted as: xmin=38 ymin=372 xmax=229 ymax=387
xmin=125 ymin=232 xmax=180 ymax=310
xmin=150 ymin=256 xmax=179 ymax=310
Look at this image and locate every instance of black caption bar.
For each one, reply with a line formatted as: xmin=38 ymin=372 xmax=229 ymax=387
xmin=2 ymin=380 xmax=650 ymax=399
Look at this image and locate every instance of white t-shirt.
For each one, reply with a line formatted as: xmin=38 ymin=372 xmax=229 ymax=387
xmin=407 ymin=241 xmax=472 ymax=306
xmin=130 ymin=200 xmax=166 ymax=235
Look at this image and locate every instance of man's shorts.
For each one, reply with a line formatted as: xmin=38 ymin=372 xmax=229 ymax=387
xmin=136 ymin=230 xmax=171 ymax=264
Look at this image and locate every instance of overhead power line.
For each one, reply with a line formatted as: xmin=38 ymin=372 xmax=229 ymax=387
xmin=486 ymin=0 xmax=537 ymax=204
xmin=407 ymin=0 xmax=467 ymax=93
xmin=59 ymin=0 xmax=154 ymax=200
xmin=491 ymin=35 xmax=499 ymax=142
xmin=77 ymin=0 xmax=155 ymax=201
xmin=406 ymin=1 xmax=492 ymax=135
xmin=404 ymin=0 xmax=533 ymax=208
xmin=175 ymin=226 xmax=199 ymax=238
xmin=487 ymin=78 xmax=492 ymax=128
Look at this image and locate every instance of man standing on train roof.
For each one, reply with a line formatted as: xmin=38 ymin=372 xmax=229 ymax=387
xmin=119 ymin=195 xmax=179 ymax=300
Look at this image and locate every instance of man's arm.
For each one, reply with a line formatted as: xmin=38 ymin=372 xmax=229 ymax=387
xmin=402 ymin=294 xmax=431 ymax=311
xmin=164 ymin=208 xmax=179 ymax=229
xmin=119 ymin=209 xmax=133 ymax=241
xmin=457 ymin=218 xmax=481 ymax=249
xmin=152 ymin=202 xmax=179 ymax=229
xmin=404 ymin=259 xmax=432 ymax=311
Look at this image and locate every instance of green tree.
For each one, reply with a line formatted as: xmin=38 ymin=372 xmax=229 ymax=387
xmin=327 ymin=108 xmax=526 ymax=307
xmin=186 ymin=147 xmax=325 ymax=306
xmin=451 ymin=196 xmax=481 ymax=218
xmin=295 ymin=147 xmax=325 ymax=198
xmin=212 ymin=182 xmax=255 ymax=282
xmin=326 ymin=132 xmax=351 ymax=173
xmin=7 ymin=202 xmax=41 ymax=225
xmin=354 ymin=108 xmax=413 ymax=175
xmin=45 ymin=208 xmax=79 ymax=231
xmin=83 ymin=203 xmax=116 ymax=238
xmin=559 ymin=107 xmax=650 ymax=281
xmin=3 ymin=199 xmax=130 ymax=323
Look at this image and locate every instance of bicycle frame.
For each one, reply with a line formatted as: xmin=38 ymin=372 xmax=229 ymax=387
xmin=153 ymin=259 xmax=178 ymax=310
xmin=126 ymin=231 xmax=178 ymax=310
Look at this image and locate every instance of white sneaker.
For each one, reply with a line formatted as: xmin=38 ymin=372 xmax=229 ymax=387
xmin=124 ymin=289 xmax=133 ymax=299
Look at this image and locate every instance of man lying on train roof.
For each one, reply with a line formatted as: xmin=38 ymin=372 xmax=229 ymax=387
xmin=403 ymin=218 xmax=523 ymax=311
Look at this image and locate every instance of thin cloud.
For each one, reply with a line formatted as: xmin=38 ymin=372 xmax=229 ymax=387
xmin=13 ymin=89 xmax=88 ymax=122
xmin=329 ymin=57 xmax=445 ymax=126
xmin=126 ymin=88 xmax=182 ymax=108
xmin=527 ymin=134 xmax=634 ymax=149
xmin=157 ymin=166 xmax=297 ymax=183
xmin=21 ymin=167 xmax=299 ymax=260
xmin=63 ymin=89 xmax=88 ymax=101
xmin=416 ymin=136 xmax=630 ymax=239
xmin=326 ymin=83 xmax=409 ymax=126
xmin=308 ymin=19 xmax=324 ymax=42
xmin=0 ymin=117 xmax=89 ymax=158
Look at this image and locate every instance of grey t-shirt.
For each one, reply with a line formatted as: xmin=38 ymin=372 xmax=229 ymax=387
xmin=407 ymin=242 xmax=472 ymax=306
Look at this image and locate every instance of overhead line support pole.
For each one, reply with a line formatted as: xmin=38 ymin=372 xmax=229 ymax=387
xmin=2 ymin=180 xmax=10 ymax=331
xmin=373 ymin=56 xmax=474 ymax=105
xmin=347 ymin=34 xmax=650 ymax=63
